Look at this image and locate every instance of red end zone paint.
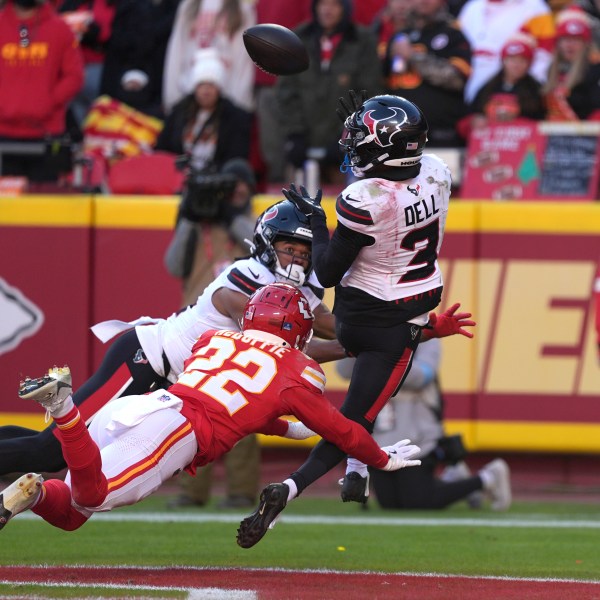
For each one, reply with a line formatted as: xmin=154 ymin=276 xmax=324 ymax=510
xmin=1 ymin=566 xmax=599 ymax=600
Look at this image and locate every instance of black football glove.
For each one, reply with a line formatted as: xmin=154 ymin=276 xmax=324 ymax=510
xmin=282 ymin=183 xmax=325 ymax=218
xmin=336 ymin=89 xmax=368 ymax=123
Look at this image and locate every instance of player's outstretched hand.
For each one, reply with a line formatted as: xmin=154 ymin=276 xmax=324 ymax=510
xmin=425 ymin=302 xmax=476 ymax=340
xmin=282 ymin=183 xmax=325 ymax=218
xmin=381 ymin=439 xmax=421 ymax=471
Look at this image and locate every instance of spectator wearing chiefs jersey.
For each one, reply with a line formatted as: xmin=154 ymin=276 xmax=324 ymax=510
xmin=0 ymin=0 xmax=84 ymax=182
xmin=383 ymin=0 xmax=472 ymax=147
xmin=463 ymin=33 xmax=544 ymax=135
xmin=0 ymin=284 xmax=421 ymax=533
xmin=542 ymin=8 xmax=600 ymax=121
xmin=458 ymin=0 xmax=555 ymax=104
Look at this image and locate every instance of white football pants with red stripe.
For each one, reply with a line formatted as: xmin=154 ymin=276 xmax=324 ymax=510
xmin=69 ymin=393 xmax=197 ymax=516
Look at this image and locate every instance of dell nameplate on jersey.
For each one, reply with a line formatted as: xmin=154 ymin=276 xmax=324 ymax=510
xmin=405 ymin=194 xmax=439 ymax=225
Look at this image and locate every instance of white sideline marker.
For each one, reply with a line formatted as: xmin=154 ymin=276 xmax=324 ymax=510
xmin=0 ymin=579 xmax=257 ymax=599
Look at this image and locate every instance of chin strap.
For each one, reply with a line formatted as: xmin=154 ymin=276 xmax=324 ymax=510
xmin=340 ymin=154 xmax=352 ymax=173
xmin=275 ymin=262 xmax=306 ymax=287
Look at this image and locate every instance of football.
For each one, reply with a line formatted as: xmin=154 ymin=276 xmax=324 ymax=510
xmin=243 ymin=24 xmax=309 ymax=76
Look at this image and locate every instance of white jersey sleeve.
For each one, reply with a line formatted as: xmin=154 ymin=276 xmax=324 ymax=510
xmin=136 ymin=258 xmax=327 ymax=382
xmin=335 ymin=154 xmax=451 ymax=302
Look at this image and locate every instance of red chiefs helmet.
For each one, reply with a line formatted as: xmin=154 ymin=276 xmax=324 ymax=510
xmin=242 ymin=283 xmax=314 ymax=351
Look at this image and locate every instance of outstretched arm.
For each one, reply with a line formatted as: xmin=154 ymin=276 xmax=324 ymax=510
xmin=286 ymin=387 xmax=421 ymax=471
xmin=421 ymin=302 xmax=476 ymax=342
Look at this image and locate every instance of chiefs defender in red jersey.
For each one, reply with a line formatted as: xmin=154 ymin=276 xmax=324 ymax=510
xmin=0 ymin=284 xmax=421 ymax=535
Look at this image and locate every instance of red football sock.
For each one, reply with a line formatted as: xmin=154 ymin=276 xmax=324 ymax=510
xmin=32 ymin=479 xmax=88 ymax=531
xmin=54 ymin=407 xmax=108 ymax=508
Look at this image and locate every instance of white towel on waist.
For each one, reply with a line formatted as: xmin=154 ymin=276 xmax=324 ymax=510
xmin=91 ymin=317 xmax=161 ymax=343
xmin=106 ymin=389 xmax=184 ymax=434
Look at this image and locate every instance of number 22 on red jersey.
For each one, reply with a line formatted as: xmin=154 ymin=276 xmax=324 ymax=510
xmin=176 ymin=334 xmax=309 ymax=417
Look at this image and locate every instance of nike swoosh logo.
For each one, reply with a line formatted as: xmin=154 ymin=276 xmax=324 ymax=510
xmin=259 ymin=504 xmax=265 ymax=515
xmin=249 ymin=269 xmax=259 ymax=279
xmin=345 ymin=194 xmax=360 ymax=203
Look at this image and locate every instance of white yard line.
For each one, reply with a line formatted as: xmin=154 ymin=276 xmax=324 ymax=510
xmin=15 ymin=511 xmax=600 ymax=529
xmin=0 ymin=579 xmax=257 ymax=599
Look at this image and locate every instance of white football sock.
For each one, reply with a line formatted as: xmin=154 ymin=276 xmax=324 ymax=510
xmin=346 ymin=457 xmax=368 ymax=478
xmin=283 ymin=478 xmax=298 ymax=501
xmin=479 ymin=468 xmax=493 ymax=490
xmin=50 ymin=394 xmax=75 ymax=419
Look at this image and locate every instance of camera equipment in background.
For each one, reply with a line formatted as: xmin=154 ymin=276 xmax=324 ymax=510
xmin=434 ymin=434 xmax=467 ymax=465
xmin=177 ymin=156 xmax=238 ymax=222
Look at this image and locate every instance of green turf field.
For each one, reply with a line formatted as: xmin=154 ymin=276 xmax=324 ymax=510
xmin=2 ymin=494 xmax=600 ymax=580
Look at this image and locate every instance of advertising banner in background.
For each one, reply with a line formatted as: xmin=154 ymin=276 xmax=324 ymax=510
xmin=462 ymin=120 xmax=600 ymax=201
xmin=1 ymin=195 xmax=599 ymax=453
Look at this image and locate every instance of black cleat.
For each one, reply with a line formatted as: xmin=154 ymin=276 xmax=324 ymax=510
xmin=340 ymin=472 xmax=369 ymax=504
xmin=236 ymin=483 xmax=288 ymax=548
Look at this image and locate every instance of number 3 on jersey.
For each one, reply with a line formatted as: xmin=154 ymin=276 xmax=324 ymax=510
xmin=399 ymin=219 xmax=440 ymax=283
xmin=177 ymin=336 xmax=277 ymax=414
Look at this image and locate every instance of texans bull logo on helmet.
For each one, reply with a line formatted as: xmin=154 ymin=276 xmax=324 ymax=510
xmin=263 ymin=206 xmax=279 ymax=222
xmin=361 ymin=107 xmax=419 ymax=151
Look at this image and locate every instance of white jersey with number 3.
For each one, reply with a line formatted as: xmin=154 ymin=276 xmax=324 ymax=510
xmin=336 ymin=154 xmax=450 ymax=302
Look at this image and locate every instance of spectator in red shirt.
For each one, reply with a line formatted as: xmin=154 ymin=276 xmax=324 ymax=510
xmin=0 ymin=0 xmax=84 ymax=182
xmin=57 ymin=0 xmax=116 ymax=127
xmin=353 ymin=0 xmax=386 ymax=26
xmin=371 ymin=0 xmax=411 ymax=60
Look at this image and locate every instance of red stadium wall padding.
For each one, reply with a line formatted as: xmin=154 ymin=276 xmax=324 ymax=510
xmin=89 ymin=195 xmax=182 ymax=370
xmin=1 ymin=195 xmax=600 ymax=455
xmin=0 ymin=196 xmax=94 ymax=415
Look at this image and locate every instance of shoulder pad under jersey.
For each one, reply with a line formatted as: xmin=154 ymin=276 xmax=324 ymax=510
xmin=224 ymin=259 xmax=274 ymax=296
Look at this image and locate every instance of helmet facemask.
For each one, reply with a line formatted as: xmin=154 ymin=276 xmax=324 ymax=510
xmin=272 ymin=237 xmax=311 ymax=287
xmin=252 ymin=201 xmax=314 ymax=286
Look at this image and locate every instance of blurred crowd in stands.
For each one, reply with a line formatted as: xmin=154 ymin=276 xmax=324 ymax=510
xmin=1 ymin=0 xmax=600 ymax=193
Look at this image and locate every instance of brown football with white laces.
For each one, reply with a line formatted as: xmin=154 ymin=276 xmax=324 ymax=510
xmin=243 ymin=24 xmax=309 ymax=76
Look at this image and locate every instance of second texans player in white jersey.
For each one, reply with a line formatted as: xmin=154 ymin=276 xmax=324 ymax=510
xmin=237 ymin=93 xmax=476 ymax=549
xmin=0 ymin=200 xmax=344 ymax=478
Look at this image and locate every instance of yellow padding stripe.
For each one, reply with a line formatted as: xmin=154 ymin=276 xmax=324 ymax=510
xmin=3 ymin=196 xmax=600 ymax=234
xmin=5 ymin=412 xmax=600 ymax=454
xmin=0 ymin=196 xmax=92 ymax=227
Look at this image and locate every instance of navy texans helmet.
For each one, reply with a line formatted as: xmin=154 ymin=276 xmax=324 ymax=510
xmin=252 ymin=200 xmax=313 ymax=286
xmin=339 ymin=94 xmax=428 ymax=174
